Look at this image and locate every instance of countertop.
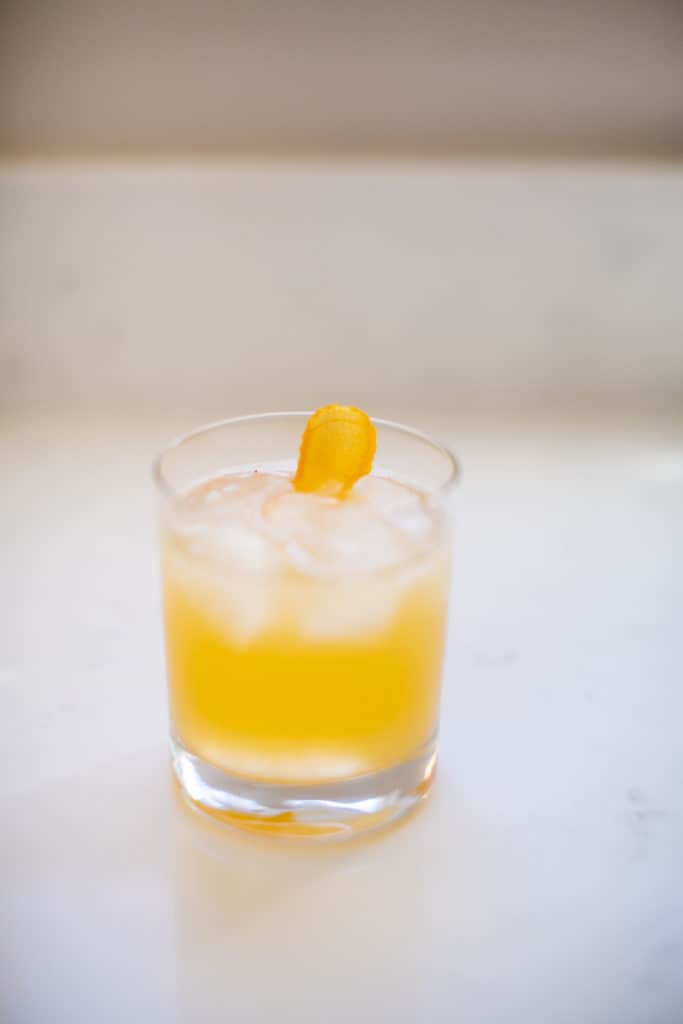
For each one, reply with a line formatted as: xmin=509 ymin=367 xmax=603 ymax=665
xmin=2 ymin=411 xmax=682 ymax=1023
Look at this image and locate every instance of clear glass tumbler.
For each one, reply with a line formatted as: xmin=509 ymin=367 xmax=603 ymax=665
xmin=154 ymin=413 xmax=458 ymax=838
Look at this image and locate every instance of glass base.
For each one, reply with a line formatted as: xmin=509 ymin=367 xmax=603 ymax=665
xmin=171 ymin=737 xmax=437 ymax=840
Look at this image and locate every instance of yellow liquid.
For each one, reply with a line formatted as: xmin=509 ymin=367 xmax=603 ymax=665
xmin=162 ymin=473 xmax=450 ymax=783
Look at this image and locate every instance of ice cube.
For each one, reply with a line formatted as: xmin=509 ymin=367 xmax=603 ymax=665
xmin=296 ymin=579 xmax=398 ymax=640
xmin=176 ymin=518 xmax=279 ymax=572
xmin=352 ymin=474 xmax=416 ymax=507
xmin=353 ymin=474 xmax=433 ymax=541
xmin=210 ymin=521 xmax=278 ymax=572
xmin=261 ymin=490 xmax=336 ymax=542
xmin=266 ymin=491 xmax=407 ymax=574
xmin=218 ymin=580 xmax=272 ymax=646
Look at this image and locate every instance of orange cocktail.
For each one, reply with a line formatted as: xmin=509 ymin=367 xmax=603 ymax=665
xmin=156 ymin=408 xmax=457 ymax=837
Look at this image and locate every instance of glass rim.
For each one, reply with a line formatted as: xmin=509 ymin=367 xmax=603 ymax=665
xmin=152 ymin=410 xmax=461 ymax=503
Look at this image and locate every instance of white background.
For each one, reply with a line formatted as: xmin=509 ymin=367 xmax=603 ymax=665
xmin=2 ymin=162 xmax=682 ymax=417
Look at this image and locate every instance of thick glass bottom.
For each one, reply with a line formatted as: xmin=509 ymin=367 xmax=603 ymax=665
xmin=171 ymin=736 xmax=437 ymax=840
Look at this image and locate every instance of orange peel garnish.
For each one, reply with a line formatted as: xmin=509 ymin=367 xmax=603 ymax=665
xmin=293 ymin=405 xmax=376 ymax=497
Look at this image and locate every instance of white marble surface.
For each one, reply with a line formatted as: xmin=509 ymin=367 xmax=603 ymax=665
xmin=2 ymin=411 xmax=683 ymax=1024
